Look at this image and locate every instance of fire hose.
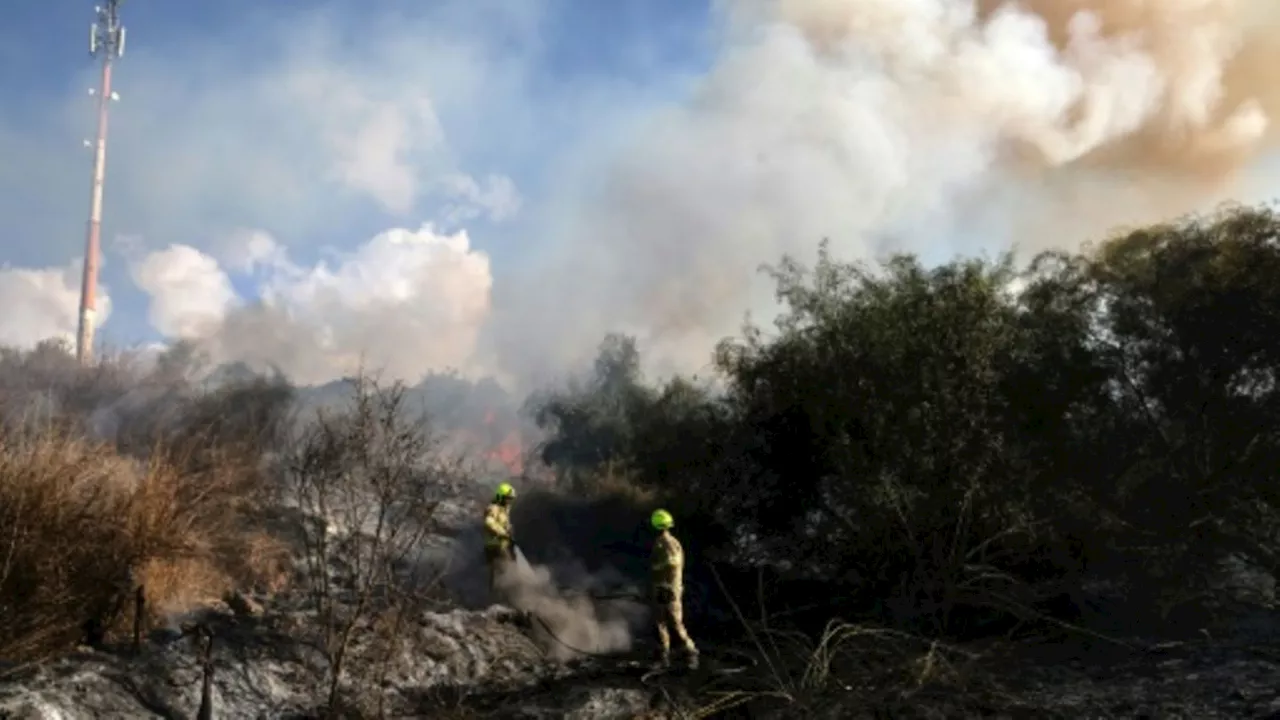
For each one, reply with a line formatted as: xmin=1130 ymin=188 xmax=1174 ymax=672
xmin=524 ymin=595 xmax=757 ymax=683
xmin=501 ymin=545 xmax=755 ymax=679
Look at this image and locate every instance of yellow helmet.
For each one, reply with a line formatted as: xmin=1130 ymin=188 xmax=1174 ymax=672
xmin=651 ymin=508 xmax=673 ymax=530
xmin=495 ymin=482 xmax=516 ymax=501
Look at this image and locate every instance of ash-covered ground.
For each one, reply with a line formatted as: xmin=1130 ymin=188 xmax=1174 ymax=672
xmin=1 ymin=489 xmax=1278 ymax=719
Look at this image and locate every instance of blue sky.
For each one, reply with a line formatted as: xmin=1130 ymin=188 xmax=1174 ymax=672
xmin=0 ymin=0 xmax=715 ymax=350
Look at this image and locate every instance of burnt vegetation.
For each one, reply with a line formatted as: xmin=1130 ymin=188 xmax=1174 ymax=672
xmin=0 ymin=347 xmax=480 ymax=715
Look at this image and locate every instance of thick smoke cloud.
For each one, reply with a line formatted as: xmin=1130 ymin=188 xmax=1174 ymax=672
xmin=0 ymin=261 xmax=110 ymax=348
xmin=491 ymin=0 xmax=1280 ymax=381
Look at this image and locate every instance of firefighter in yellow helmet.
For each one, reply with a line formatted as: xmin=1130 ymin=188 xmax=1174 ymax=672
xmin=484 ymin=482 xmax=517 ymax=595
xmin=650 ymin=508 xmax=698 ymax=669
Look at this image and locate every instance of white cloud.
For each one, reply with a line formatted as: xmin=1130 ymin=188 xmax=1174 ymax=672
xmin=132 ymin=224 xmax=492 ymax=385
xmin=0 ymin=261 xmax=110 ymax=348
xmin=129 ymin=245 xmax=237 ymax=338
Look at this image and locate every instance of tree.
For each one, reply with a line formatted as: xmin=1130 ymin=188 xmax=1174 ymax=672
xmin=1057 ymin=206 xmax=1280 ymax=603
xmin=530 ymin=333 xmax=655 ymax=481
xmin=527 ymin=205 xmax=1280 ymax=634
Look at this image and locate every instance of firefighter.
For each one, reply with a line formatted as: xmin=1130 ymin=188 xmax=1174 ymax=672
xmin=650 ymin=508 xmax=698 ymax=669
xmin=484 ymin=482 xmax=517 ymax=596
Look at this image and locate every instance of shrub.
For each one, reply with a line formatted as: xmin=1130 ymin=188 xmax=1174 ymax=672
xmin=529 ymin=205 xmax=1280 ymax=636
xmin=0 ymin=429 xmax=275 ymax=660
xmin=0 ymin=343 xmax=296 ymax=662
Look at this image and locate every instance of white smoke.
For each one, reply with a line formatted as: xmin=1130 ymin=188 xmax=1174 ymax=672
xmin=441 ymin=521 xmax=642 ymax=663
xmin=490 ymin=0 xmax=1280 ymax=381
xmin=496 ymin=551 xmax=638 ymax=661
xmin=130 ymin=225 xmax=492 ymax=385
xmin=438 ymin=174 xmax=523 ymax=227
xmin=328 ymin=100 xmax=444 ymax=215
xmin=0 ymin=261 xmax=111 ymax=349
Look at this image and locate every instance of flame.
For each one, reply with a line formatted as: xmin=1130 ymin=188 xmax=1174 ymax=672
xmin=479 ymin=405 xmax=524 ymax=476
xmin=488 ymin=431 xmax=524 ymax=476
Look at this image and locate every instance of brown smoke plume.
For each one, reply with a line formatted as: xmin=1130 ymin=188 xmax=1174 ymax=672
xmin=773 ymin=0 xmax=1276 ymax=173
xmin=975 ymin=0 xmax=1280 ymax=243
xmin=761 ymin=0 xmax=1280 ymax=248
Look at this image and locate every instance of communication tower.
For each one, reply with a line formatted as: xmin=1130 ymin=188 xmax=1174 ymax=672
xmin=76 ymin=1 xmax=126 ymax=364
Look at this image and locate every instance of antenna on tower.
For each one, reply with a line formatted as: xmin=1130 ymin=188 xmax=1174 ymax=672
xmin=76 ymin=0 xmax=125 ymax=366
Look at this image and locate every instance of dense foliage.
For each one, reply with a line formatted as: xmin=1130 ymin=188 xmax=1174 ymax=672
xmin=528 ymin=204 xmax=1280 ymax=634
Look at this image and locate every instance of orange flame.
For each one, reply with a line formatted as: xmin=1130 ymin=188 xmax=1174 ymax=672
xmin=478 ymin=405 xmax=523 ymax=476
xmin=488 ymin=431 xmax=524 ymax=476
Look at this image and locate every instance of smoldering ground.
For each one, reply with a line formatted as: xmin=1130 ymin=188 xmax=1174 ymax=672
xmin=440 ymin=486 xmax=657 ymax=661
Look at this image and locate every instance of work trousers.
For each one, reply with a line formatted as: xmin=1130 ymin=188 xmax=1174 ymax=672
xmin=485 ymin=544 xmax=514 ymax=597
xmin=653 ymin=586 xmax=697 ymax=657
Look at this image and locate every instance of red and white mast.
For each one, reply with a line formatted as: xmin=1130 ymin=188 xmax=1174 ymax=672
xmin=76 ymin=1 xmax=126 ymax=364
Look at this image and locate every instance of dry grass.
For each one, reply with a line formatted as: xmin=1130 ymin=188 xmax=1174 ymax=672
xmin=135 ymin=557 xmax=232 ymax=619
xmin=224 ymin=531 xmax=293 ymax=596
xmin=0 ymin=428 xmax=285 ymax=661
xmin=684 ymin=616 xmax=1000 ymax=718
xmin=678 ymin=566 xmax=1010 ymax=719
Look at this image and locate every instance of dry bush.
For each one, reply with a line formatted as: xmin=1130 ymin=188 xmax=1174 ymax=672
xmin=0 ymin=433 xmax=138 ymax=659
xmin=284 ymin=373 xmax=452 ymax=716
xmin=135 ymin=557 xmax=233 ymax=619
xmin=222 ymin=530 xmax=294 ymax=596
xmin=0 ymin=427 xmax=277 ymax=661
xmin=0 ymin=340 xmax=296 ymax=664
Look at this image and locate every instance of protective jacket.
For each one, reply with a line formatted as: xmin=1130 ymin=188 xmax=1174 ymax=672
xmin=484 ymin=502 xmax=513 ymax=552
xmin=651 ymin=530 xmax=684 ymax=595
